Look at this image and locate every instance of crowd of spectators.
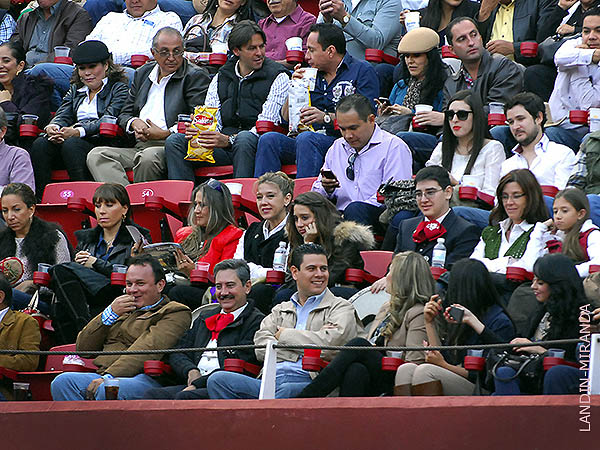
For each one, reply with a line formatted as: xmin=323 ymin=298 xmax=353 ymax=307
xmin=1 ymin=0 xmax=600 ymax=401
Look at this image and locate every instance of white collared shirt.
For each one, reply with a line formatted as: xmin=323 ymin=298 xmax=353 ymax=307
xmin=135 ymin=64 xmax=175 ymax=131
xmin=0 ymin=307 xmax=8 ymax=325
xmin=85 ymin=6 xmax=183 ymax=66
xmin=233 ymin=215 xmax=289 ymax=280
xmin=549 ymin=36 xmax=600 ymax=130
xmin=500 ymin=134 xmax=576 ymax=189
xmin=471 ymin=218 xmax=542 ymax=274
xmin=425 ymin=208 xmax=450 ymax=224
xmin=197 ymin=302 xmax=249 ymax=376
xmin=75 ymin=78 xmax=108 ymax=137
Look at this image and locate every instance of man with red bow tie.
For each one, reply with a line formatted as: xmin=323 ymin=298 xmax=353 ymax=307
xmin=394 ymin=166 xmax=480 ymax=268
xmin=143 ymin=259 xmax=264 ymax=400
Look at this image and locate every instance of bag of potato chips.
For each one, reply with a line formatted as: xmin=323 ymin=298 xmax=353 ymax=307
xmin=288 ymin=78 xmax=314 ymax=134
xmin=185 ymin=106 xmax=219 ymax=163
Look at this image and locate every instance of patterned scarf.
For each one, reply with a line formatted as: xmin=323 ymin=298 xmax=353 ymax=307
xmin=401 ymin=78 xmax=424 ymax=111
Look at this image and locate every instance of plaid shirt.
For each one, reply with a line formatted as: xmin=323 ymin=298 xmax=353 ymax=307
xmin=0 ymin=13 xmax=16 ymax=44
xmin=567 ymin=145 xmax=587 ymax=190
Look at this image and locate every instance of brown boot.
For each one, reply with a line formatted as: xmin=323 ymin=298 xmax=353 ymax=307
xmin=393 ymin=384 xmax=412 ymax=396
xmin=411 ymin=380 xmax=444 ymax=396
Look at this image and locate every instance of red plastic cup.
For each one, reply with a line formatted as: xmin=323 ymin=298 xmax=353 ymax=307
xmin=589 ymin=265 xmax=600 ymax=274
xmin=541 ymin=185 xmax=559 ymax=198
xmin=19 ymin=124 xmax=41 ymax=137
xmin=144 ymin=360 xmax=164 ymax=376
xmin=32 ymin=271 xmax=51 ymax=286
xmin=488 ymin=113 xmax=507 ymax=126
xmin=430 ymin=266 xmax=447 ymax=280
xmin=224 ymin=359 xmax=246 ymax=373
xmin=209 ymin=53 xmax=227 ymax=66
xmin=543 ymin=356 xmax=564 ymax=371
xmin=412 ymin=116 xmax=427 ymax=132
xmin=190 ymin=268 xmax=210 ymax=284
xmin=177 ymin=114 xmax=192 ymax=134
xmin=130 ymin=54 xmax=149 ymax=68
xmin=520 ymin=42 xmax=538 ymax=58
xmin=381 ymin=356 xmax=404 ymax=371
xmin=302 ymin=349 xmax=322 ymax=371
xmin=345 ymin=268 xmax=364 ymax=283
xmin=99 ymin=122 xmax=120 ymax=137
xmin=382 ymin=53 xmax=400 ymax=65
xmin=464 ymin=355 xmax=486 ymax=371
xmin=266 ymin=270 xmax=285 ymax=284
xmin=441 ymin=45 xmax=458 ymax=59
xmin=286 ymin=50 xmax=304 ymax=64
xmin=365 ymin=48 xmax=384 ymax=63
xmin=569 ymin=110 xmax=589 ymax=125
xmin=459 ymin=186 xmax=478 ymax=201
xmin=505 ymin=267 xmax=533 ymax=282
xmin=256 ymin=120 xmax=276 ymax=134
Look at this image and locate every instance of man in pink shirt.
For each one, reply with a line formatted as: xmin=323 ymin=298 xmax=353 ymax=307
xmin=259 ymin=0 xmax=316 ymax=67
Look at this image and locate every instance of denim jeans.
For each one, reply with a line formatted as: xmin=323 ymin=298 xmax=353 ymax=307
xmin=83 ymin=0 xmax=197 ymax=25
xmin=206 ymin=368 xmax=312 ymax=399
xmin=587 ymin=194 xmax=600 ymax=227
xmin=51 ymin=372 xmax=161 ymax=400
xmin=543 ymin=365 xmax=579 ymax=395
xmin=254 ymin=131 xmax=336 ymax=178
xmin=343 ymin=202 xmax=386 ymax=230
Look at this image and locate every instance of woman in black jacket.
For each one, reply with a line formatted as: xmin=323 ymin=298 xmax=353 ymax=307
xmin=0 ymin=41 xmax=53 ymax=149
xmin=493 ymin=253 xmax=585 ymax=395
xmin=29 ymin=40 xmax=129 ymax=200
xmin=416 ymin=0 xmax=481 ymax=45
xmin=49 ymin=183 xmax=151 ymax=344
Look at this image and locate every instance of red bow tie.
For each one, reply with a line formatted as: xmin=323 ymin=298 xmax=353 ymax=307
xmin=205 ymin=313 xmax=234 ymax=340
xmin=412 ymin=220 xmax=447 ymax=244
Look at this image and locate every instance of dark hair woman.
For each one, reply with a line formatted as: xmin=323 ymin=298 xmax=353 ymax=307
xmin=416 ymin=0 xmax=481 ymax=45
xmin=49 ymin=183 xmax=151 ymax=344
xmin=395 ymin=258 xmax=515 ymax=395
xmin=494 ymin=253 xmax=585 ymax=395
xmin=426 ymin=90 xmax=505 ymax=200
xmin=0 ymin=41 xmax=53 ymax=148
xmin=471 ymin=169 xmax=549 ymax=274
xmin=0 ymin=183 xmax=71 ymax=314
xmin=272 ymin=192 xmax=375 ymax=305
xmin=29 ymin=40 xmax=129 ymax=200
xmin=167 ymin=178 xmax=243 ymax=310
xmin=297 ymin=251 xmax=435 ymax=398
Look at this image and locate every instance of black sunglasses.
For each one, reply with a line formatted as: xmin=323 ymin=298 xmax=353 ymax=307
xmin=346 ymin=152 xmax=358 ymax=181
xmin=444 ymin=110 xmax=473 ymax=121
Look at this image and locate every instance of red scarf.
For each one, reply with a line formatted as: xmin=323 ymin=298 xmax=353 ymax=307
xmin=205 ymin=313 xmax=234 ymax=340
xmin=412 ymin=220 xmax=447 ymax=244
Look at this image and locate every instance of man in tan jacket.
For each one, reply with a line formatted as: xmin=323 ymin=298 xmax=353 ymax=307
xmin=51 ymin=255 xmax=191 ymax=400
xmin=207 ymin=243 xmax=364 ymax=399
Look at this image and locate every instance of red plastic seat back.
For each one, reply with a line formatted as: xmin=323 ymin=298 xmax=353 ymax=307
xmin=293 ymin=177 xmax=317 ymax=197
xmin=360 ymin=251 xmax=394 ymax=278
xmin=40 ymin=182 xmax=103 ymax=204
xmin=126 ymin=181 xmax=194 ymax=242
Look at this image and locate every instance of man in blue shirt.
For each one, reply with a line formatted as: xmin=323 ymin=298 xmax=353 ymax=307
xmin=206 ymin=243 xmax=365 ymax=399
xmin=254 ymin=23 xmax=379 ymax=178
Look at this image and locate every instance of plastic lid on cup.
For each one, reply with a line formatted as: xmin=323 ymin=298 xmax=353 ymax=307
xmin=37 ymin=263 xmax=52 ymax=273
xmin=101 ymin=115 xmax=117 ymax=124
xmin=54 ymin=46 xmax=70 ymax=57
xmin=112 ymin=264 xmax=127 ymax=273
xmin=195 ymin=261 xmax=210 ymax=272
xmin=489 ymin=102 xmax=504 ymax=115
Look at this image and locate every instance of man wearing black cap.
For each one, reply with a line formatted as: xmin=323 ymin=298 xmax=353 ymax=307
xmin=86 ymin=27 xmax=210 ymax=185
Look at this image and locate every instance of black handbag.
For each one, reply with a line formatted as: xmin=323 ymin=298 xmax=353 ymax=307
xmin=486 ymin=350 xmax=544 ymax=394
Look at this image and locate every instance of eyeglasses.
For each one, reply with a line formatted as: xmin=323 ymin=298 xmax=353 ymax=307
xmin=445 ymin=110 xmax=473 ymax=121
xmin=415 ymin=188 xmax=443 ymax=200
xmin=205 ymin=178 xmax=223 ymax=193
xmin=501 ymin=193 xmax=526 ymax=201
xmin=346 ymin=152 xmax=358 ymax=181
xmin=153 ymin=48 xmax=184 ymax=58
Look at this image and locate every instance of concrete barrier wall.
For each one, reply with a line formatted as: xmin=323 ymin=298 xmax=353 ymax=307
xmin=0 ymin=396 xmax=597 ymax=449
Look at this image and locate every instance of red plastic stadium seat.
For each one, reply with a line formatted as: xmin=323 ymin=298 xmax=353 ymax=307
xmin=360 ymin=251 xmax=393 ymax=278
xmin=194 ymin=165 xmax=234 ymax=179
xmin=293 ymin=177 xmax=317 ymax=197
xmin=126 ymin=181 xmax=194 ymax=242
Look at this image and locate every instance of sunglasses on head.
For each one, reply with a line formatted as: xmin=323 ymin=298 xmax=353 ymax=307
xmin=205 ymin=178 xmax=223 ymax=193
xmin=444 ymin=110 xmax=473 ymax=121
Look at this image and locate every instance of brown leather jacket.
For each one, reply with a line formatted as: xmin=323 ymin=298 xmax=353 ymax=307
xmin=76 ymin=296 xmax=191 ymax=377
xmin=0 ymin=309 xmax=41 ymax=372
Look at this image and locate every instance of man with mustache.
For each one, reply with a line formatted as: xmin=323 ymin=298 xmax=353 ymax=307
xmin=144 ymin=259 xmax=264 ymax=399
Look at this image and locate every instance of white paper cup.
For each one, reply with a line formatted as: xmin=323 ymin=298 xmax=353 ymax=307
xmin=590 ymin=108 xmax=600 ymax=132
xmin=489 ymin=102 xmax=504 ymax=115
xmin=285 ymin=37 xmax=303 ymax=51
xmin=405 ymin=12 xmax=420 ymax=32
xmin=212 ymin=42 xmax=228 ymax=54
xmin=225 ymin=182 xmax=243 ymax=196
xmin=415 ymin=104 xmax=433 ymax=114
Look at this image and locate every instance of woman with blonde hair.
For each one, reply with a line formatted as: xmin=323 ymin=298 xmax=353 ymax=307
xmin=297 ymin=251 xmax=435 ymax=398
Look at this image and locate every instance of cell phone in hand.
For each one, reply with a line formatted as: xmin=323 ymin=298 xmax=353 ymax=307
xmin=378 ymin=97 xmax=391 ymax=106
xmin=448 ymin=306 xmax=464 ymax=323
xmin=321 ymin=169 xmax=337 ymax=180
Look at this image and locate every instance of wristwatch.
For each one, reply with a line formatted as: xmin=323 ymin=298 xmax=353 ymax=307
xmin=323 ymin=112 xmax=332 ymax=124
xmin=341 ymin=13 xmax=350 ymax=27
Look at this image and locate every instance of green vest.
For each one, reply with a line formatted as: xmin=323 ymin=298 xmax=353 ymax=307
xmin=482 ymin=224 xmax=535 ymax=260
